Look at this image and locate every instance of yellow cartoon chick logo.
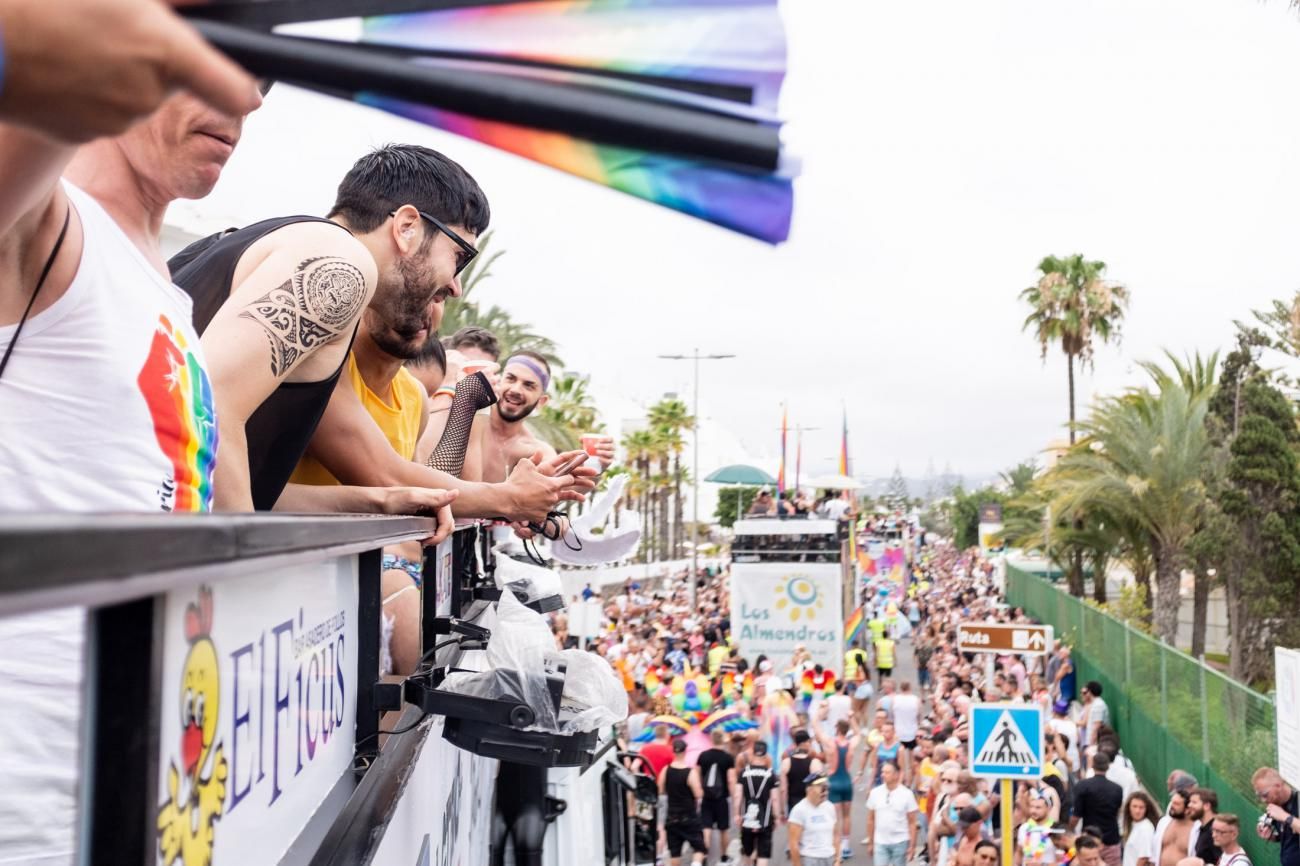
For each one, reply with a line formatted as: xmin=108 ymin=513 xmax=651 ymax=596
xmin=774 ymin=574 xmax=824 ymax=622
xmin=158 ymin=587 xmax=228 ymax=866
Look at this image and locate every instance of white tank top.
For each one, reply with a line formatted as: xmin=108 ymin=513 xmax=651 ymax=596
xmin=0 ymin=183 xmax=218 ymax=865
xmin=0 ymin=182 xmax=217 ymax=513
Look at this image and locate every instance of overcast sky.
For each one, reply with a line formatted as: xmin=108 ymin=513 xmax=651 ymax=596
xmin=170 ymin=0 xmax=1300 ymax=485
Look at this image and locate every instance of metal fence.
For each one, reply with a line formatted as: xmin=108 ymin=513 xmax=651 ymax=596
xmin=1007 ymin=566 xmax=1278 ymax=866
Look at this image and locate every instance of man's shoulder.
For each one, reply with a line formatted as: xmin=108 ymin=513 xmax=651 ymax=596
xmin=245 ymin=220 xmax=377 ymax=283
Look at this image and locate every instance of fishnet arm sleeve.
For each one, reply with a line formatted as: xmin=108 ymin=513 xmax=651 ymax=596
xmin=426 ymin=371 xmax=497 ymax=477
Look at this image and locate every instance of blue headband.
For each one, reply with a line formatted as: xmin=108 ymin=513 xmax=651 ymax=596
xmin=506 ymin=355 xmax=549 ymax=391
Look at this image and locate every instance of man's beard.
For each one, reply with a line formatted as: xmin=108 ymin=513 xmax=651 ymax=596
xmin=370 ymin=258 xmax=443 ymax=359
xmin=498 ymin=396 xmax=541 ymax=422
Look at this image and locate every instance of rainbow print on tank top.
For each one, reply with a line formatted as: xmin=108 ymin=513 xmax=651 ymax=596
xmin=136 ymin=315 xmax=218 ymax=512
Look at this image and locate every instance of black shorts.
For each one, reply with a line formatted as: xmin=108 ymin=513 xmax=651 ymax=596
xmin=902 ymin=739 xmax=917 ymax=751
xmin=741 ymin=826 xmax=774 ymax=858
xmin=879 ymin=666 xmax=893 ymax=678
xmin=700 ymin=796 xmax=730 ymax=829
xmin=666 ymin=819 xmax=705 ymax=857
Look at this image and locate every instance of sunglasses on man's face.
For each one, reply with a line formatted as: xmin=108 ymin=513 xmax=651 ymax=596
xmin=389 ymin=210 xmax=478 ymax=275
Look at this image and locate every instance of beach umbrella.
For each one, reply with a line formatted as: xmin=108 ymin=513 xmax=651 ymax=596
xmin=705 ymin=463 xmax=778 ymax=519
xmin=180 ymin=0 xmax=796 ymax=244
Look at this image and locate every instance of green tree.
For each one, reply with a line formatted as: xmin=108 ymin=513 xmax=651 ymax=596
xmin=437 ymin=232 xmax=562 ymax=363
xmin=715 ymin=486 xmax=759 ymax=528
xmin=648 ymin=398 xmax=694 ymax=558
xmin=533 ymin=371 xmax=601 ymax=452
xmin=1048 ymin=374 xmax=1212 ymax=644
xmin=1019 ymin=254 xmax=1130 ymax=444
xmin=1218 ymin=378 xmax=1300 ymax=683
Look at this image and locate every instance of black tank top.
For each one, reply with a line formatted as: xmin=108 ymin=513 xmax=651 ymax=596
xmin=664 ymin=765 xmax=698 ymax=822
xmin=786 ymin=751 xmax=813 ymax=806
xmin=169 ymin=216 xmax=357 ymax=511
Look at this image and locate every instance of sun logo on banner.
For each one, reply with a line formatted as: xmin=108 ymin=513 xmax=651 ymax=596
xmin=774 ymin=574 xmax=824 ymax=622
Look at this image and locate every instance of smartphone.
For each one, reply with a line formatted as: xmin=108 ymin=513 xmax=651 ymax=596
xmin=554 ymin=453 xmax=589 ymax=475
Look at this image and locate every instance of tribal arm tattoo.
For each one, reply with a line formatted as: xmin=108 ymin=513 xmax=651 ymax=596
xmin=238 ymin=256 xmax=367 ymax=376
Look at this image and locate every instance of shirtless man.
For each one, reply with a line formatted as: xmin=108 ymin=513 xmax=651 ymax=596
xmin=1158 ymin=789 xmax=1195 ymax=866
xmin=476 ymin=351 xmax=614 ymax=535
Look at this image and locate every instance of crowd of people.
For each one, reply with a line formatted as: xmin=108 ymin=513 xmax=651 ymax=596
xmin=589 ymin=538 xmax=1299 ymax=866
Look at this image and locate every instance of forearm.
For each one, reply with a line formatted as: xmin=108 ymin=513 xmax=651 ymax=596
xmin=273 ymin=483 xmax=383 ymax=513
xmin=329 ymin=450 xmax=512 ymax=519
xmin=212 ymin=419 xmax=255 ymax=512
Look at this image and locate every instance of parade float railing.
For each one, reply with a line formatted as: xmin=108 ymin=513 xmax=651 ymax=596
xmin=1008 ymin=565 xmax=1276 ymax=866
xmin=0 ymin=514 xmax=503 ymax=866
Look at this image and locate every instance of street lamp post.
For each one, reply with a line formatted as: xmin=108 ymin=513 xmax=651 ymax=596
xmin=659 ymin=349 xmax=734 ymax=612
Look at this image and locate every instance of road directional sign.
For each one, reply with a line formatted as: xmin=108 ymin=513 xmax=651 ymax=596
xmin=970 ymin=703 xmax=1043 ymax=779
xmin=957 ymin=622 xmax=1053 ymax=656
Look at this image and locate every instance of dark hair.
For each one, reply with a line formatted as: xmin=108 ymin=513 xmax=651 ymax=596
xmin=1076 ymin=835 xmax=1102 ymax=852
xmin=407 ymin=336 xmax=447 ymax=371
xmin=974 ymin=841 xmax=999 ymax=858
xmin=958 ymin=806 xmax=982 ymax=825
xmin=444 ymin=326 xmax=500 ymax=360
xmin=1122 ymin=791 xmax=1162 ymax=839
xmin=793 ymin=729 xmax=810 ymax=744
xmin=1085 ymin=681 xmax=1103 ymax=697
xmin=328 ymin=144 xmax=490 ymax=235
xmin=1091 ymin=752 xmax=1110 ymax=772
xmin=672 ymin=737 xmax=687 ymax=754
xmin=753 ymin=741 xmax=768 ymax=756
xmin=1191 ymin=787 xmax=1219 ymax=811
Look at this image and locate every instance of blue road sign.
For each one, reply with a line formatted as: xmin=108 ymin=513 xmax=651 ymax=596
xmin=969 ymin=703 xmax=1043 ymax=779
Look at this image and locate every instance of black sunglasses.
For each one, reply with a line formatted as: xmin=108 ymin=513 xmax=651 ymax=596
xmin=389 ymin=210 xmax=478 ymax=275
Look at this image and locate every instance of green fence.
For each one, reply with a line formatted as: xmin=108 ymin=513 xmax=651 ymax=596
xmin=1007 ymin=566 xmax=1277 ymax=866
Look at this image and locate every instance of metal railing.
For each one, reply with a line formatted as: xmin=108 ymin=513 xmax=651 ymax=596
xmin=1007 ymin=566 xmax=1277 ymax=866
xmin=0 ymin=513 xmax=438 ymax=866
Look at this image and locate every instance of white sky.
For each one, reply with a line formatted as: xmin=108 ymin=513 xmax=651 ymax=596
xmin=170 ymin=0 xmax=1300 ymax=485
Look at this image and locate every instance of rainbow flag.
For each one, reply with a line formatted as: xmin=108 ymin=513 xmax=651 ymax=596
xmin=845 ymin=606 xmax=865 ymax=644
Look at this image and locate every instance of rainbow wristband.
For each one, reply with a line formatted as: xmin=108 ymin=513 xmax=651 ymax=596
xmin=433 ymin=387 xmax=456 ymax=401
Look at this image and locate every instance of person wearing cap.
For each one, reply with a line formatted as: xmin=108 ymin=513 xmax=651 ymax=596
xmin=952 ymin=806 xmax=987 ymax=866
xmin=1048 ymin=699 xmax=1081 ymax=771
xmin=659 ymin=738 xmax=706 ymax=866
xmin=736 ymin=741 xmax=779 ymax=866
xmin=788 ymin=773 xmax=841 ymax=866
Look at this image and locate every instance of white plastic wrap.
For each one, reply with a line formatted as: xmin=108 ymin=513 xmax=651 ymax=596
xmin=494 ymin=551 xmax=565 ymax=607
xmin=553 ymin=649 xmax=628 ymax=734
xmin=439 ymin=592 xmax=627 ymax=736
xmin=440 ymin=591 xmax=560 ymax=730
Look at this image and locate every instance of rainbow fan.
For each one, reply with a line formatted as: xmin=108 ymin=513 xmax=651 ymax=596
xmin=182 ymin=0 xmax=796 ymax=243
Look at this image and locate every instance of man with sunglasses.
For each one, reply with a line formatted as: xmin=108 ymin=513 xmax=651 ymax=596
xmin=171 ymin=144 xmax=587 ymax=524
xmin=1252 ymin=768 xmax=1299 ymax=866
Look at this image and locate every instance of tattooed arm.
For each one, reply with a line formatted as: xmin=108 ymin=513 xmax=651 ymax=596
xmin=200 ymin=226 xmax=377 ymax=510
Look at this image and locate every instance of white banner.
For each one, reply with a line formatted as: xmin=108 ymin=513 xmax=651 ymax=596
xmin=730 ymin=562 xmax=844 ymax=671
xmin=154 ymin=559 xmax=358 ymax=866
xmin=1277 ymin=647 xmax=1300 ymax=788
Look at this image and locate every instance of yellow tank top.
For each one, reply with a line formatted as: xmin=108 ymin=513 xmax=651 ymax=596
xmin=289 ymin=353 xmax=424 ymax=486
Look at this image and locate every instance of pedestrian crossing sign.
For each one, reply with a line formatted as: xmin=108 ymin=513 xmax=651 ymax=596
xmin=969 ymin=704 xmax=1043 ymax=779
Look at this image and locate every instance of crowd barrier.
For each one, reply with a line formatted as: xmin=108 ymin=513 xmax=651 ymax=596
xmin=1007 ymin=566 xmax=1277 ymax=866
xmin=0 ymin=515 xmax=510 ymax=866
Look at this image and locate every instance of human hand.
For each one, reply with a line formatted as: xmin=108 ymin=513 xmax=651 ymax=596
xmin=1266 ymin=804 xmax=1291 ymax=824
xmin=505 ymin=457 xmax=580 ymax=522
xmin=536 ymin=450 xmax=598 ymax=494
xmin=379 ymin=486 xmax=458 ymax=545
xmin=0 ymin=0 xmax=262 ymax=143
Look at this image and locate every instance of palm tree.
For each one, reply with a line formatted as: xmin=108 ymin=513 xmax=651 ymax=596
xmin=1048 ymin=376 xmax=1212 ymax=643
xmin=437 ymin=231 xmax=564 ymax=363
xmin=621 ymin=429 xmax=656 ymax=561
xmin=533 ymin=371 xmax=601 ymax=452
xmin=1019 ymin=254 xmax=1129 ymax=444
xmin=648 ymin=398 xmax=695 ymax=557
